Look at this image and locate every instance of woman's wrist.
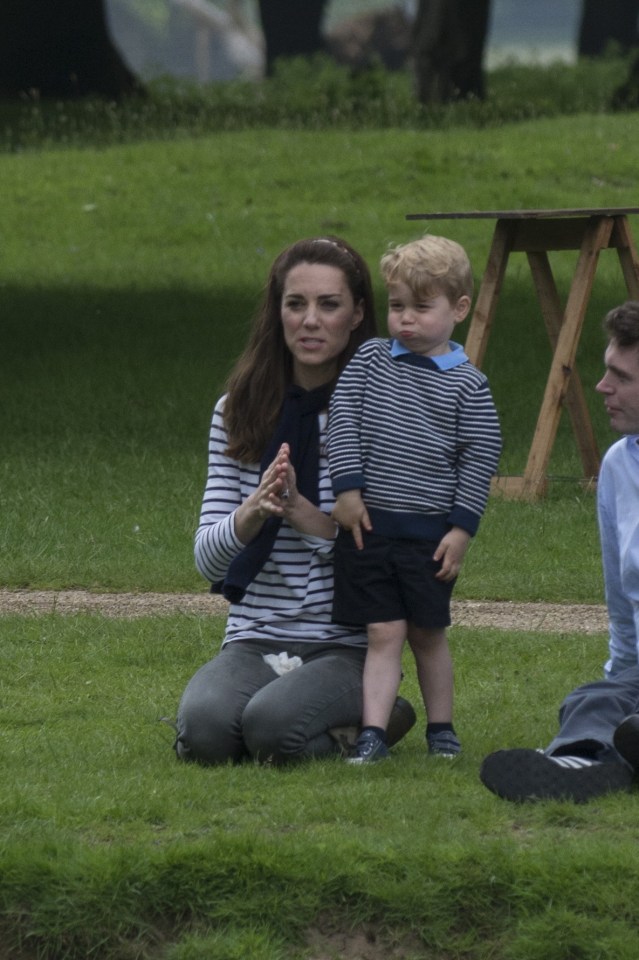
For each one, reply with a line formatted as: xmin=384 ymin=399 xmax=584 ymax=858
xmin=234 ymin=495 xmax=268 ymax=543
xmin=285 ymin=496 xmax=336 ymax=539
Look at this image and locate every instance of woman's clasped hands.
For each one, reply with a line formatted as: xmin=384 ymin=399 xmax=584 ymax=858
xmin=258 ymin=443 xmax=295 ymax=517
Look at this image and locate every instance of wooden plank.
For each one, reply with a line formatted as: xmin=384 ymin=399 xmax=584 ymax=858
xmin=491 ymin=475 xmax=548 ymax=499
xmin=406 ymin=207 xmax=639 ymax=221
xmin=521 ymin=217 xmax=614 ymax=498
xmin=490 ymin=476 xmax=600 ymax=499
xmin=612 ymin=216 xmax=639 ymax=299
xmin=510 ymin=218 xmax=593 ymax=252
xmin=527 ymin=250 xmax=600 ymax=479
xmin=463 ymin=219 xmax=515 ymax=367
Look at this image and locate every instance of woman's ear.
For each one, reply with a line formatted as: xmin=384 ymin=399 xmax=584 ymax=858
xmin=351 ymin=300 xmax=365 ymax=330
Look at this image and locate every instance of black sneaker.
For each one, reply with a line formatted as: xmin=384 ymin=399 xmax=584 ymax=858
xmin=480 ymin=748 xmax=634 ymax=803
xmin=613 ymin=714 xmax=639 ymax=771
xmin=346 ymin=729 xmax=389 ymax=765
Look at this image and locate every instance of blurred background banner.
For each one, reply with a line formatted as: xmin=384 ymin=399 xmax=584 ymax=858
xmin=3 ymin=1 xmax=639 ymax=105
xmin=104 ymin=0 xmax=586 ymax=85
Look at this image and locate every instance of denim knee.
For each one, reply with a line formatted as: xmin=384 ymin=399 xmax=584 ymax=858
xmin=175 ymin=693 xmax=246 ymax=765
xmin=242 ymin=697 xmax=293 ymax=763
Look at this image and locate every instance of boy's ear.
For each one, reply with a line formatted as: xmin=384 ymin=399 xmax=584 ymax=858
xmin=455 ymin=295 xmax=472 ymax=323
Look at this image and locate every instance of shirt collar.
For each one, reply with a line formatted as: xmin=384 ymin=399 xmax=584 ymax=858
xmin=389 ymin=338 xmax=468 ymax=370
xmin=625 ymin=435 xmax=639 ymax=464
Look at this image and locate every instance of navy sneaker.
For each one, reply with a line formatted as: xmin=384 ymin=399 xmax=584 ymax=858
xmin=427 ymin=730 xmax=461 ymax=758
xmin=346 ymin=729 xmax=389 ymax=764
xmin=329 ymin=696 xmax=416 ymax=757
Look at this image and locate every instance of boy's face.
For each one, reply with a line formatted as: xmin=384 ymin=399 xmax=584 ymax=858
xmin=386 ymin=281 xmax=470 ymax=357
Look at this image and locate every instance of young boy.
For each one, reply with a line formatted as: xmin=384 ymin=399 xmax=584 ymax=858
xmin=326 ymin=234 xmax=502 ymax=763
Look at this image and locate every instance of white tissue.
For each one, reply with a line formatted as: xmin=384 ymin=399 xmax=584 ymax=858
xmin=263 ymin=652 xmax=303 ymax=676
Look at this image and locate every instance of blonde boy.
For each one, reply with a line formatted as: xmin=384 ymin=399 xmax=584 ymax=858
xmin=327 ymin=235 xmax=501 ymax=763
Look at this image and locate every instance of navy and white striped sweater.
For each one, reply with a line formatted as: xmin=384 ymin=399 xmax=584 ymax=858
xmin=194 ymin=397 xmax=367 ymax=648
xmin=326 ymin=338 xmax=502 ymax=540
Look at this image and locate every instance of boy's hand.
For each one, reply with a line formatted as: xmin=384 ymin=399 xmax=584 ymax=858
xmin=331 ymin=490 xmax=372 ymax=550
xmin=434 ymin=527 xmax=471 ymax=581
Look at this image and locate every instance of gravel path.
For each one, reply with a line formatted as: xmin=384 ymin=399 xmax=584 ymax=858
xmin=0 ymin=589 xmax=608 ymax=633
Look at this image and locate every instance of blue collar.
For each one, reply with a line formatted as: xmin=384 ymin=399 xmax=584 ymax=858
xmin=389 ymin=339 xmax=468 ymax=370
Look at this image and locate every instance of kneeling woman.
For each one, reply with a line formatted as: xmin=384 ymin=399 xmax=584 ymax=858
xmin=175 ymin=236 xmax=415 ymax=765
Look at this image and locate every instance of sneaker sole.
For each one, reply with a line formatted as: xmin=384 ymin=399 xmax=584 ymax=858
xmin=613 ymin=715 xmax=639 ymax=771
xmin=480 ymin=748 xmax=634 ymax=803
xmin=345 ymin=754 xmax=390 ymax=765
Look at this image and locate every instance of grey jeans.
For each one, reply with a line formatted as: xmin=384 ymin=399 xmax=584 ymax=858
xmin=175 ymin=638 xmax=366 ymax=765
xmin=546 ymin=665 xmax=639 ymax=762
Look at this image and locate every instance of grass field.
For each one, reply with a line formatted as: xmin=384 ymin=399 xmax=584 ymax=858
xmin=3 ymin=58 xmax=639 ymax=958
xmin=2 ymin=614 xmax=636 ymax=960
xmin=3 ymin=114 xmax=639 ymax=599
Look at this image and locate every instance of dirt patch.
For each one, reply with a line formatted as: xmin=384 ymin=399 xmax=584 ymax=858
xmin=0 ymin=589 xmax=607 ymax=632
xmin=305 ymin=924 xmax=426 ymax=960
xmin=0 ymin=589 xmax=227 ymax=618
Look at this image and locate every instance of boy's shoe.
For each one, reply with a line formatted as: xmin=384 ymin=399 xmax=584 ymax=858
xmin=613 ymin=714 xmax=639 ymax=771
xmin=427 ymin=730 xmax=461 ymax=758
xmin=346 ymin=729 xmax=389 ymax=764
xmin=329 ymin=696 xmax=416 ymax=757
xmin=480 ymin=748 xmax=634 ymax=803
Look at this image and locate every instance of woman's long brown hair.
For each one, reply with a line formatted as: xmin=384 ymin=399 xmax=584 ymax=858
xmin=223 ymin=237 xmax=377 ymax=463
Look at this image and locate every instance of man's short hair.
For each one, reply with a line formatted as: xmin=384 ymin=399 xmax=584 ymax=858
xmin=603 ymin=301 xmax=639 ymax=348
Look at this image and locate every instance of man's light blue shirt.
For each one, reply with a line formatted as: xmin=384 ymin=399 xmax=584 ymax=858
xmin=598 ymin=434 xmax=639 ymax=677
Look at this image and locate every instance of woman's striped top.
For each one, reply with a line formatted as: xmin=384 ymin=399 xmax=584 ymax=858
xmin=194 ymin=396 xmax=368 ymax=648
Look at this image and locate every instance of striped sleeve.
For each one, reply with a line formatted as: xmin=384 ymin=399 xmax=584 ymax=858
xmin=326 ymin=346 xmax=369 ymax=492
xmin=193 ymin=398 xmax=252 ymax=583
xmin=193 ymin=398 xmax=367 ymax=648
xmin=450 ymin=378 xmax=502 ymax=533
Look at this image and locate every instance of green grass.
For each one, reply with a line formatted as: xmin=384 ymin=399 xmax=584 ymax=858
xmin=3 ymin=63 xmax=639 ymax=958
xmin=3 ymin=114 xmax=639 ymax=598
xmin=2 ymin=613 xmax=636 ymax=960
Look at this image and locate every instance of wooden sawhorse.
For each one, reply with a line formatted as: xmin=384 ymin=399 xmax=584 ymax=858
xmin=406 ymin=208 xmax=639 ymax=499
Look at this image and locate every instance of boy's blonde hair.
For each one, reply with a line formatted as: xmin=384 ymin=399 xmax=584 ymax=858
xmin=380 ymin=234 xmax=473 ymax=303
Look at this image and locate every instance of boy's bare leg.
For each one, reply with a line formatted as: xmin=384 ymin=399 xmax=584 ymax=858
xmin=361 ymin=620 xmax=406 ymax=729
xmin=407 ymin=625 xmax=453 ymax=723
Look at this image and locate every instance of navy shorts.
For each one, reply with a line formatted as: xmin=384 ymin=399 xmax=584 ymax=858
xmin=332 ymin=528 xmax=455 ymax=628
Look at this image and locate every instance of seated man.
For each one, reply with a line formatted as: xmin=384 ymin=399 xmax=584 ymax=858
xmin=480 ymin=301 xmax=639 ymax=803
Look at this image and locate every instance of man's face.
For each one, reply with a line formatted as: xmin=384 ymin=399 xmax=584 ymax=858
xmin=596 ymin=340 xmax=639 ymax=435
